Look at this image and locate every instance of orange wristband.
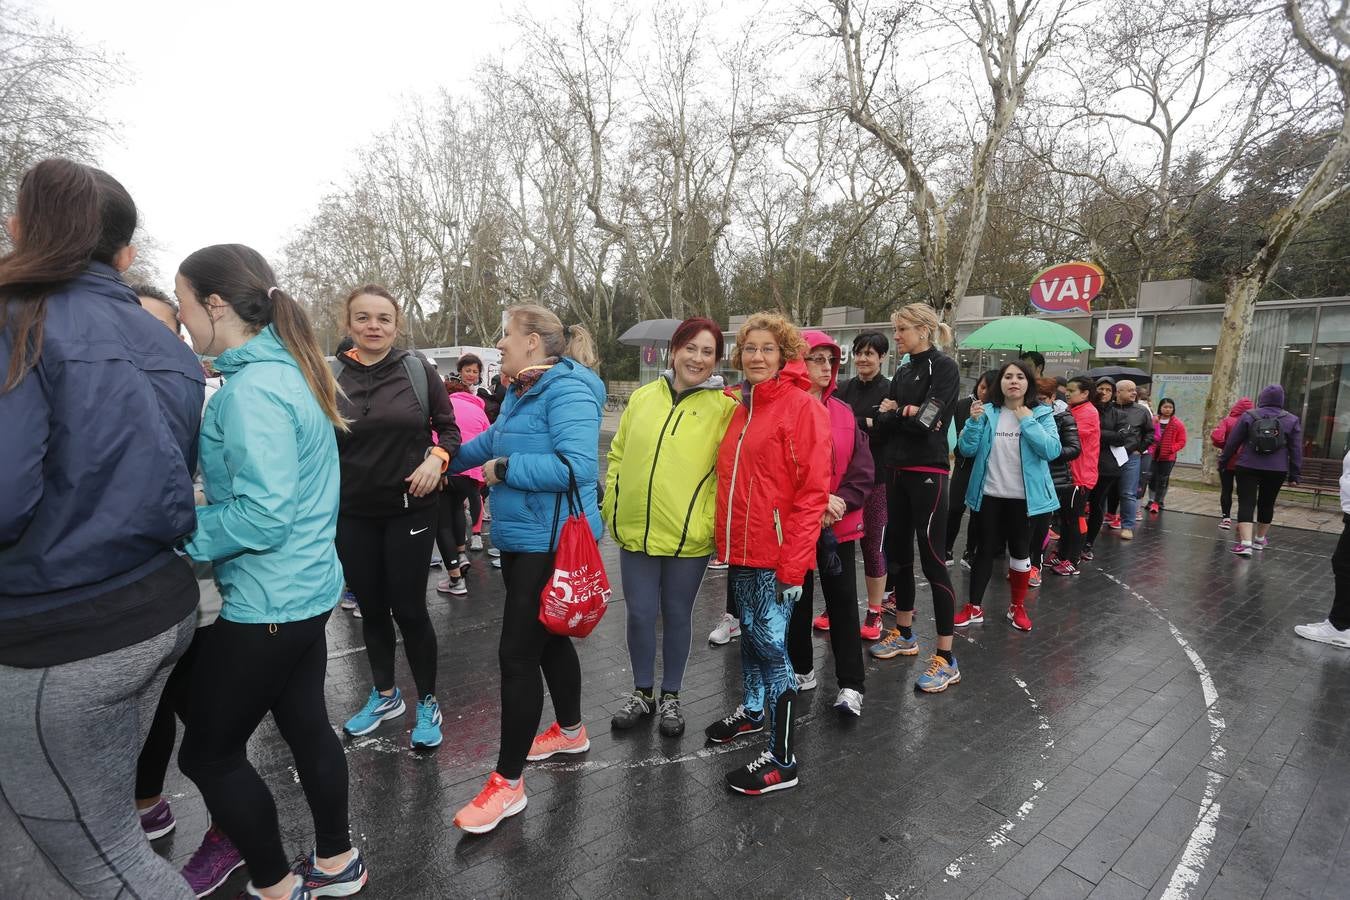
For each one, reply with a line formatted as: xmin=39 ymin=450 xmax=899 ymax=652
xmin=429 ymin=446 xmax=450 ymax=472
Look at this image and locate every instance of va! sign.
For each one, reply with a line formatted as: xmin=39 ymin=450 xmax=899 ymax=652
xmin=1030 ymin=262 xmax=1105 ymax=314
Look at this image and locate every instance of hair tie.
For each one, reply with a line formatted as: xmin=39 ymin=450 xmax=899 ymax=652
xmin=563 ymin=324 xmax=572 ymax=340
xmin=267 ymin=286 xmax=280 ymax=300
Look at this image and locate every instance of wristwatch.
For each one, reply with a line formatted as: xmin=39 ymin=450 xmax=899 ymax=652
xmin=494 ymin=458 xmax=509 ymax=482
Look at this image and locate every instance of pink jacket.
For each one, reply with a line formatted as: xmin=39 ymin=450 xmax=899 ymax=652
xmin=448 ymin=390 xmax=491 ymax=483
xmin=802 ymin=330 xmax=874 ymax=543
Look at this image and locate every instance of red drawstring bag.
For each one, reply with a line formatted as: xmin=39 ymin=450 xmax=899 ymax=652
xmin=539 ymin=454 xmax=611 ymax=637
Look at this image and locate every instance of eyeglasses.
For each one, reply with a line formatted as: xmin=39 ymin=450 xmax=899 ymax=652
xmin=804 ymin=355 xmax=834 ymax=366
xmin=741 ymin=345 xmax=780 ymax=357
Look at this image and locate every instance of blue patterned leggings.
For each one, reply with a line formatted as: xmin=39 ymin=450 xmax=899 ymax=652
xmin=731 ymin=566 xmax=796 ymax=732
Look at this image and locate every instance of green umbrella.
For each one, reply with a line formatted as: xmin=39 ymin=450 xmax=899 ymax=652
xmin=959 ymin=317 xmax=1091 ymax=353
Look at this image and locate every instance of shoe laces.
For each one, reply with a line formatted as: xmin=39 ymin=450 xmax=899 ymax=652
xmin=720 ymin=705 xmax=748 ymax=726
xmin=659 ymin=696 xmax=680 ymax=718
xmin=864 ymin=609 xmax=882 ymax=626
xmin=744 ymin=750 xmax=775 ymax=773
xmin=417 ymin=698 xmax=439 ymax=728
xmin=619 ymin=692 xmax=651 ymax=715
xmin=472 ymin=776 xmax=512 ymax=809
xmin=922 ymin=655 xmax=946 ymax=677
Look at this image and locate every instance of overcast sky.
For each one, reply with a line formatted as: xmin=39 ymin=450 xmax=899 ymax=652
xmin=34 ymin=0 xmax=507 ymax=286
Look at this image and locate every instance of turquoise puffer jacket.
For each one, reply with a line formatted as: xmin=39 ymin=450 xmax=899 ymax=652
xmin=958 ymin=403 xmax=1062 ymax=517
xmin=455 ymin=358 xmax=604 ymax=552
xmin=184 ymin=326 xmax=343 ymax=623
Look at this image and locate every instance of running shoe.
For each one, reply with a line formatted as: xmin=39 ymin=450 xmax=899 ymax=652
xmin=1108 ymin=514 xmax=1122 ymax=530
xmin=1231 ymin=542 xmax=1253 ymax=558
xmin=1048 ymin=527 xmax=1060 ymax=541
xmin=470 ymin=534 xmax=484 ymax=551
xmin=1120 ymin=528 xmax=1134 ymax=541
xmin=954 ymin=603 xmax=984 ymax=626
xmin=339 ymin=590 xmax=357 ymax=611
xmin=880 ymin=594 xmax=898 ymax=615
xmin=1254 ymin=536 xmax=1269 ymax=550
xmin=429 ymin=554 xmax=443 ymax=568
xmin=915 ymin=655 xmax=960 ymax=693
xmin=1008 ymin=603 xmax=1032 ymax=632
xmin=658 ymin=695 xmax=686 ymax=737
xmin=1219 ymin=517 xmax=1232 ymax=530
xmin=343 ymin=687 xmax=405 ymax=736
xmin=491 ymin=557 xmax=501 ymax=569
xmin=181 ymin=825 xmax=245 ymax=898
xmin=704 ymin=706 xmax=765 ymax=744
xmin=411 ymin=695 xmax=443 ymax=749
xmin=1028 ymin=566 xmax=1042 ymax=588
xmin=488 ymin=546 xmax=502 ymax=558
xmin=244 ymin=878 xmax=305 ymax=899
xmin=833 ymin=688 xmax=863 ymax=717
xmin=795 ymin=669 xmax=817 ymax=692
xmin=611 ymin=691 xmax=654 ymax=730
xmin=725 ymin=750 xmax=798 ymax=795
xmin=454 ymin=773 xmax=527 ymax=834
xmin=1148 ymin=501 xmax=1160 ymax=515
xmin=138 ymin=797 xmax=175 ymax=840
xmin=707 ymin=557 xmax=729 ymax=570
xmin=1051 ymin=559 xmax=1080 ymax=577
xmin=292 ymin=846 xmax=369 ymax=897
xmin=527 ymin=722 xmax=590 ymax=760
xmin=437 ymin=576 xmax=467 ymax=595
xmin=1294 ymin=619 xmax=1350 ymax=648
xmin=870 ymin=627 xmax=919 ymax=659
xmin=1080 ymin=545 xmax=1094 ymax=561
xmin=860 ymin=608 xmax=884 ymax=641
xmin=812 ymin=610 xmax=830 ymax=631
xmin=709 ymin=612 xmax=741 ymax=645
xmin=960 ymin=554 xmax=974 ymax=570
xmin=944 ymin=552 xmax=955 ymax=567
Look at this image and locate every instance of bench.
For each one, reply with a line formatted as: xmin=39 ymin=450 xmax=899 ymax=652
xmin=1283 ymin=456 xmax=1341 ymax=508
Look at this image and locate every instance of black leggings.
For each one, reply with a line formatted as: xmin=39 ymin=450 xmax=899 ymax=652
xmin=1056 ymin=486 xmax=1089 ymax=563
xmin=787 ymin=542 xmax=865 ymax=692
xmin=1236 ymin=468 xmax=1285 ymax=524
xmin=1149 ymin=459 xmax=1176 ymax=503
xmin=1219 ymin=468 xmax=1237 ymax=518
xmin=886 ymin=469 xmax=956 ymax=637
xmin=135 ymin=625 xmax=209 ymax=801
xmin=498 ymin=551 xmax=582 ymax=780
xmin=945 ymin=461 xmax=973 ymax=557
xmin=1085 ymin=475 xmax=1119 ymax=546
xmin=438 ymin=475 xmax=483 ymax=559
xmin=971 ymin=497 xmax=1050 ymax=606
xmin=337 ymin=508 xmax=439 ymax=698
xmin=179 ymin=613 xmax=349 ymax=888
xmin=1030 ymin=486 xmax=1082 ymax=569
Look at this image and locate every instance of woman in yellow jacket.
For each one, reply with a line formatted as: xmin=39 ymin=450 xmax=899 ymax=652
xmin=603 ymin=317 xmax=737 ymax=737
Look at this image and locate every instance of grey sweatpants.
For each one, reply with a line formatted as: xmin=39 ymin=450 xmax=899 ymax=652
xmin=0 ymin=612 xmax=196 ymax=899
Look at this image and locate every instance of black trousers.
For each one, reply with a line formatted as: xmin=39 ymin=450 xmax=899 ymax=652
xmin=1056 ymin=486 xmax=1089 ymax=563
xmin=945 ymin=461 xmax=973 ymax=557
xmin=1086 ymin=475 xmax=1119 ymax=546
xmin=971 ymin=497 xmax=1050 ymax=607
xmin=1149 ymin=459 xmax=1176 ymax=504
xmin=787 ymin=542 xmax=865 ymax=692
xmin=1330 ymin=520 xmax=1350 ymax=631
xmin=1219 ymin=468 xmax=1237 ymax=518
xmin=336 ymin=508 xmax=439 ymax=698
xmin=1029 ymin=485 xmax=1081 ymax=569
xmin=1236 ymin=468 xmax=1285 ymax=524
xmin=886 ymin=469 xmax=956 ymax=637
xmin=497 ymin=551 xmax=582 ymax=780
xmin=135 ymin=625 xmax=209 ymax=800
xmin=179 ymin=612 xmax=349 ymax=888
xmin=438 ymin=475 xmax=483 ymax=558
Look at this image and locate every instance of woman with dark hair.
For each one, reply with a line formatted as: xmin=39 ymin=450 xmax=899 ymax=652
xmin=956 ymin=361 xmax=1061 ymax=634
xmin=1147 ymin=398 xmax=1187 ymax=514
xmin=437 ymin=378 xmax=491 ymax=595
xmin=174 ymin=244 xmax=366 ymax=899
xmin=456 ymin=352 xmax=493 ymax=549
xmin=946 ymin=370 xmax=997 ymax=567
xmin=1083 ymin=377 xmax=1120 ymax=559
xmin=450 ymin=304 xmax=604 ymax=834
xmin=0 ymin=160 xmax=203 ymax=898
xmin=1028 ymin=377 xmax=1081 ymax=587
xmin=604 ymin=316 xmax=737 ymax=736
xmin=834 ymin=330 xmax=892 ymax=634
xmin=1220 ymin=384 xmax=1302 ymax=557
xmin=334 ymin=284 xmax=460 ymax=749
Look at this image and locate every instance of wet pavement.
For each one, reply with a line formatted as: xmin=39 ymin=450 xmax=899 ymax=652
xmin=7 ymin=506 xmax=1350 ymax=899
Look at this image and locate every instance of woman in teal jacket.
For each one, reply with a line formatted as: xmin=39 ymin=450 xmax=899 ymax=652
xmin=450 ymin=304 xmax=605 ymax=836
xmin=956 ymin=360 xmax=1061 ymax=635
xmin=175 ymin=245 xmax=367 ymax=900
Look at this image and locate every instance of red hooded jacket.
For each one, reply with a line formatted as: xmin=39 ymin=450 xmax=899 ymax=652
xmin=1211 ymin=398 xmax=1254 ymax=472
xmin=1067 ymin=398 xmax=1100 ymax=489
xmin=715 ymin=361 xmax=832 ymax=586
xmin=802 ymin=330 xmax=875 ymax=543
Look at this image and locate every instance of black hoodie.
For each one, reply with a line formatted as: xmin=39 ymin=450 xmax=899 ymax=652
xmin=873 ymin=347 xmax=960 ymax=471
xmin=836 ymin=372 xmax=891 ymax=484
xmin=337 ymin=348 xmax=461 ymax=517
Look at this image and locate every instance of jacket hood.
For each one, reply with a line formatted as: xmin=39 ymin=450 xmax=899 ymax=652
xmin=1052 ymin=398 xmax=1069 ymax=415
xmin=1257 ymin=385 xmax=1285 ymax=409
xmin=449 ymin=389 xmax=486 ymax=411
xmin=1228 ymin=397 xmax=1254 ymax=418
xmin=213 ymin=326 xmax=299 ymax=375
xmin=661 ymin=370 xmax=726 ymax=392
xmin=539 ymin=356 xmax=607 ymax=407
xmin=801 ymin=329 xmax=841 ymax=398
xmin=741 ymin=358 xmax=813 ymax=404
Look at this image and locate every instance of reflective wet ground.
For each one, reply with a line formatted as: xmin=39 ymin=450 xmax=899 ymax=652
xmin=7 ymin=507 xmax=1349 ymax=899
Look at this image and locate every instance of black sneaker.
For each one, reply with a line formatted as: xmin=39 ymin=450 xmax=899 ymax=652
xmin=944 ymin=551 xmax=954 ymax=567
xmin=611 ymin=691 xmax=654 ymax=730
xmin=704 ymin=706 xmax=765 ymax=744
xmin=658 ymin=695 xmax=685 ymax=737
xmin=1080 ymin=545 xmax=1094 ymax=561
xmin=725 ymin=750 xmax=798 ymax=795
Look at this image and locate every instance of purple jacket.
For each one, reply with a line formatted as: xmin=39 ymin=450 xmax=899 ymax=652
xmin=1219 ymin=385 xmax=1302 ymax=480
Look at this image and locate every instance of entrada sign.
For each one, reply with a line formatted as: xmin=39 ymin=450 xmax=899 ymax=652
xmin=1030 ymin=261 xmax=1105 ymax=314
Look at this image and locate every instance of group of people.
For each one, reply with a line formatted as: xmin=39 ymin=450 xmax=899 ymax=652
xmin=0 ymin=156 xmax=1342 ymax=900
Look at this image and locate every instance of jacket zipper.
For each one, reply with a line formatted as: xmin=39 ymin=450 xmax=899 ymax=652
xmin=610 ymin=475 xmax=623 ymax=544
xmin=772 ymin=508 xmax=783 ymax=545
xmin=724 ymin=384 xmax=755 ymax=561
xmin=642 ymin=383 xmax=689 ymax=553
xmin=669 ymin=411 xmax=686 ymax=436
xmin=673 ymin=467 xmax=716 ymax=557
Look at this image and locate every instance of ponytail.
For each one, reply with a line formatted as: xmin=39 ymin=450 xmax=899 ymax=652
xmin=509 ymin=304 xmax=600 ymax=370
xmin=269 ymin=287 xmax=348 ymax=431
xmin=892 ymin=302 xmax=952 ymax=351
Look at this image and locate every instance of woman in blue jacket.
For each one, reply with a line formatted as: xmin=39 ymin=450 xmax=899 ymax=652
xmin=450 ymin=304 xmax=604 ymax=835
xmin=956 ymin=360 xmax=1061 ymax=634
xmin=0 ymin=160 xmax=203 ymax=899
xmin=175 ymin=245 xmax=367 ymax=900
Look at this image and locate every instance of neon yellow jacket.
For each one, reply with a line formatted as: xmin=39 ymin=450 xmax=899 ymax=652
xmin=603 ymin=374 xmax=737 ymax=557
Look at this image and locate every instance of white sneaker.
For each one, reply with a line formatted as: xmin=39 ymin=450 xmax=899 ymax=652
xmin=707 ymin=557 xmax=729 ymax=571
xmin=470 ymin=535 xmax=484 ymax=551
xmin=491 ymin=557 xmax=501 ymax=569
xmin=796 ymin=670 xmax=817 ymax=692
xmin=488 ymin=547 xmax=501 ymax=558
xmin=430 ymin=555 xmax=443 ymax=569
xmin=708 ymin=612 xmax=740 ymax=645
xmin=833 ymin=688 xmax=863 ymax=716
xmin=1294 ymin=619 xmax=1350 ymax=648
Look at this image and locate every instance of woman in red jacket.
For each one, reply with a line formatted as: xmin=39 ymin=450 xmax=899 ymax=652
xmin=1211 ymin=397 xmax=1253 ymax=529
xmin=703 ymin=313 xmax=831 ymax=796
xmin=1147 ymin=398 xmax=1187 ymax=514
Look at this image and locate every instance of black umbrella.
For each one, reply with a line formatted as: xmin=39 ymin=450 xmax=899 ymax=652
xmin=1085 ymin=365 xmax=1152 ymax=385
xmin=618 ymin=319 xmax=684 ymax=347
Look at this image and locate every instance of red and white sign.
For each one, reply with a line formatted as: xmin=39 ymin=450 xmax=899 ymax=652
xmin=1030 ymin=262 xmax=1105 ymax=314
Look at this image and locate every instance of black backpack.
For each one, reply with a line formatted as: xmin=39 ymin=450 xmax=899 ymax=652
xmin=1250 ymin=414 xmax=1285 ymax=455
